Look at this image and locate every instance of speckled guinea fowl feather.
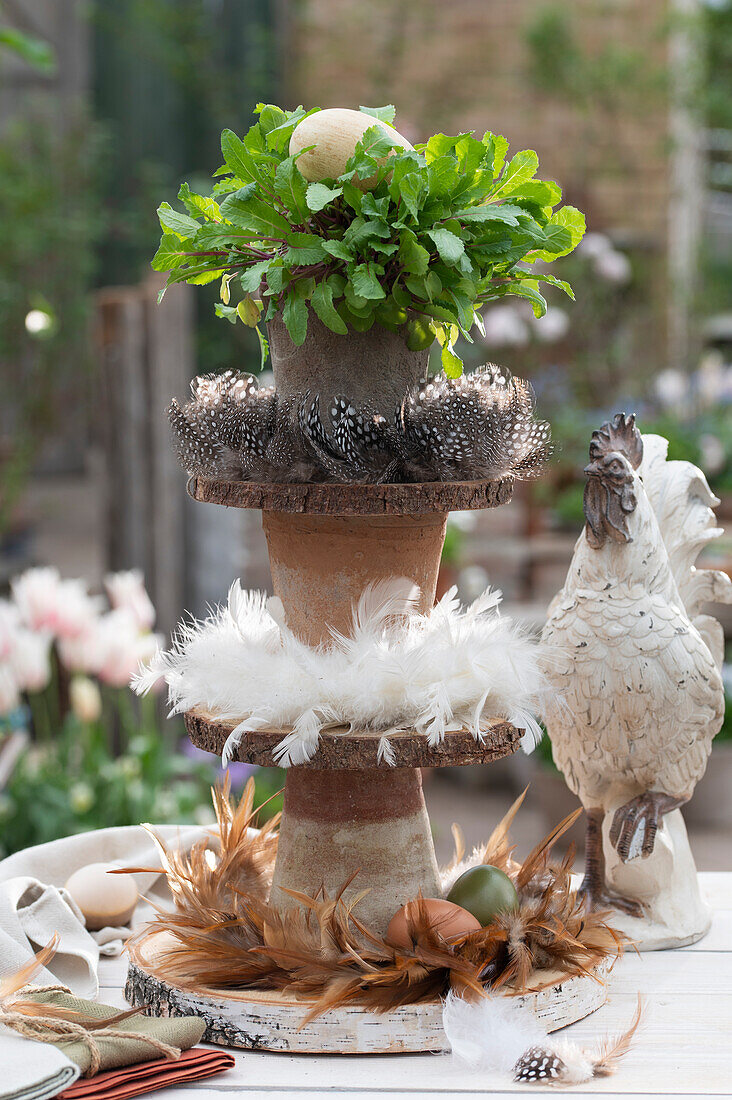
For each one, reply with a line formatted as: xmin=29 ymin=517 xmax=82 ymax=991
xmin=169 ymin=370 xmax=316 ymax=483
xmin=512 ymin=995 xmax=643 ymax=1086
xmin=399 ymin=367 xmax=551 ymax=483
xmin=333 ymin=395 xmax=401 ymax=482
xmin=169 ymin=397 xmax=240 ymax=480
xmin=297 ymin=393 xmax=353 ymax=481
xmin=168 ymin=365 xmax=551 ymax=485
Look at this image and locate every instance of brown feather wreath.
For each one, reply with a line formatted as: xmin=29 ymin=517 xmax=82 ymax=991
xmin=128 ymin=779 xmax=622 ymax=1020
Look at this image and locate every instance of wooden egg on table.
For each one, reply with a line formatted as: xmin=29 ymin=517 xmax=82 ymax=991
xmin=64 ymin=863 xmax=139 ymax=931
xmin=289 ymin=108 xmax=413 ymax=190
xmin=386 ymin=897 xmax=480 ymax=948
xmin=446 ymin=865 xmax=519 ymax=926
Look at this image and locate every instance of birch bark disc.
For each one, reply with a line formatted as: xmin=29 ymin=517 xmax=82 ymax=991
xmin=126 ymin=932 xmax=611 ymax=1054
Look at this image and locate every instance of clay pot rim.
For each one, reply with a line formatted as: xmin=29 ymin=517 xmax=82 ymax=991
xmin=185 ymin=709 xmax=521 ymax=770
xmin=188 ymin=474 xmax=514 ymax=516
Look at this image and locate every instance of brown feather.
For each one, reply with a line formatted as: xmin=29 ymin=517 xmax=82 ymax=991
xmin=592 ymin=994 xmax=643 ymax=1076
xmin=514 ymin=807 xmax=583 ymax=891
xmin=0 ymin=935 xmax=60 ymax=1001
xmin=482 ymin=786 xmax=528 ymax=870
xmin=446 ymin=822 xmax=466 ymax=871
xmin=1 ymin=935 xmax=148 ymax=1029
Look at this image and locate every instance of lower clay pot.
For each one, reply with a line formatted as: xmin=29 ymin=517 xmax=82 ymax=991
xmin=269 ymin=767 xmax=441 ymax=934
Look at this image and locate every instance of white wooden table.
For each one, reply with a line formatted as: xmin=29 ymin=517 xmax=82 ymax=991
xmin=100 ymin=872 xmax=732 ymax=1099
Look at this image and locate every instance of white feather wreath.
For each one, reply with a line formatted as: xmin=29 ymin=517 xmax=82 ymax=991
xmin=133 ymin=578 xmax=552 ymax=767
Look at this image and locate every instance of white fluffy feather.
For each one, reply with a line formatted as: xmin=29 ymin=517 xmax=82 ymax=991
xmin=377 ymin=732 xmax=398 ymax=766
xmin=134 ymin=577 xmax=552 ymax=766
xmin=442 ymin=991 xmax=546 ymax=1073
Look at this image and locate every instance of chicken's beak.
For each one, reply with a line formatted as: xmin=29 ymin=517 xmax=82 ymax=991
xmin=584 ymin=461 xmax=602 ymax=478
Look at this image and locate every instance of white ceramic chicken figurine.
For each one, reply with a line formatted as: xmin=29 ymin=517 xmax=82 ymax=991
xmin=543 ymin=413 xmax=732 ymax=949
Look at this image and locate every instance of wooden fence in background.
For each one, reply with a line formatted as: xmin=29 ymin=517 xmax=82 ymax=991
xmin=95 ymin=276 xmax=192 ymax=637
xmin=95 ymin=276 xmax=270 ymax=636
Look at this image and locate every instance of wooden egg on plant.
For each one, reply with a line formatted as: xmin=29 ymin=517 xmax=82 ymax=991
xmin=446 ymin=865 xmax=519 ymax=926
xmin=386 ymin=897 xmax=480 ymax=948
xmin=289 ymin=108 xmax=413 ymax=190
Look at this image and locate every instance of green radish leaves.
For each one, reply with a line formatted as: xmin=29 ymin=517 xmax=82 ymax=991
xmin=151 ymin=102 xmax=585 ymax=373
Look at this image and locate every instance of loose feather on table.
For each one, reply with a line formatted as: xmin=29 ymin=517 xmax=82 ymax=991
xmin=443 ymin=990 xmax=642 ymax=1086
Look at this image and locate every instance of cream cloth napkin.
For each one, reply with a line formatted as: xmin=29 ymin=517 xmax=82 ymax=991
xmin=0 ymin=1025 xmax=80 ymax=1100
xmin=0 ymin=825 xmax=206 ymax=999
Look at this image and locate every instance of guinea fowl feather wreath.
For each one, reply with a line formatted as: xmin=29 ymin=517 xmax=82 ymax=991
xmin=133 ymin=578 xmax=551 ymax=765
xmin=128 ymin=780 xmax=622 ymax=1020
xmin=168 ymin=366 xmax=551 ymax=484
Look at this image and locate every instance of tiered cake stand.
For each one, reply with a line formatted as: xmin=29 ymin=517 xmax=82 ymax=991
xmin=126 ymin=473 xmax=610 ymax=1052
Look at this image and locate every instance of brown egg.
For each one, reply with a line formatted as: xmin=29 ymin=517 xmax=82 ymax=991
xmin=289 ymin=108 xmax=413 ymax=190
xmin=386 ymin=897 xmax=481 ymax=948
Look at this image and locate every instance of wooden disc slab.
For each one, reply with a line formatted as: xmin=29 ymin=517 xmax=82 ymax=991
xmin=185 ymin=709 xmax=522 ymax=769
xmin=126 ymin=932 xmax=611 ymax=1055
xmin=189 ymin=475 xmax=513 ymax=515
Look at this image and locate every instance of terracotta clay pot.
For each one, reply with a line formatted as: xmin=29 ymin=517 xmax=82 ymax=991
xmin=262 ymin=510 xmax=447 ymax=643
xmin=267 ymin=311 xmax=429 ymax=412
xmin=263 ymin=509 xmax=447 ymax=932
xmin=269 ymin=767 xmax=441 ymax=933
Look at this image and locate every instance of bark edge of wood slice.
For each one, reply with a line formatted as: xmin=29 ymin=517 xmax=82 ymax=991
xmin=189 ymin=475 xmax=513 ymax=515
xmin=185 ymin=709 xmax=522 ymax=769
xmin=125 ymin=932 xmax=611 ymax=1054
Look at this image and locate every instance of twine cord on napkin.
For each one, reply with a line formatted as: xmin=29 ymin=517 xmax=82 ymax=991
xmin=2 ymin=984 xmax=181 ymax=1078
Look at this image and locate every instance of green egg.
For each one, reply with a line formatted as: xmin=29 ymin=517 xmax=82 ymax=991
xmin=446 ymin=865 xmax=519 ymax=926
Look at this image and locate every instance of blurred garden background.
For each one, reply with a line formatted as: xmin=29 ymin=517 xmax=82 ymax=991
xmin=1 ymin=0 xmax=730 ymax=862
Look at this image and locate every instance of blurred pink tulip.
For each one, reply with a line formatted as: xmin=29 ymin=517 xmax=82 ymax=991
xmin=94 ymin=609 xmax=164 ymax=688
xmin=0 ymin=601 xmax=20 ymax=662
xmin=11 ymin=568 xmax=103 ymax=641
xmin=104 ymin=570 xmax=156 ymax=630
xmin=57 ymin=627 xmax=101 ymax=675
xmin=9 ymin=629 xmax=52 ymax=693
xmin=2 ymin=566 xmax=164 ymax=713
xmin=69 ymin=676 xmax=102 ymax=723
xmin=0 ymin=665 xmax=20 ymax=715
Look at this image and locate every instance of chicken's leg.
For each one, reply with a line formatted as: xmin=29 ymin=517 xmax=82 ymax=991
xmin=610 ymin=791 xmax=685 ymax=861
xmin=577 ymin=807 xmax=643 ymax=917
xmin=577 ymin=808 xmax=604 ymax=907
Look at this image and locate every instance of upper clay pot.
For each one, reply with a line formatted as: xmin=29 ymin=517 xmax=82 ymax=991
xmin=267 ymin=311 xmax=430 ymax=414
